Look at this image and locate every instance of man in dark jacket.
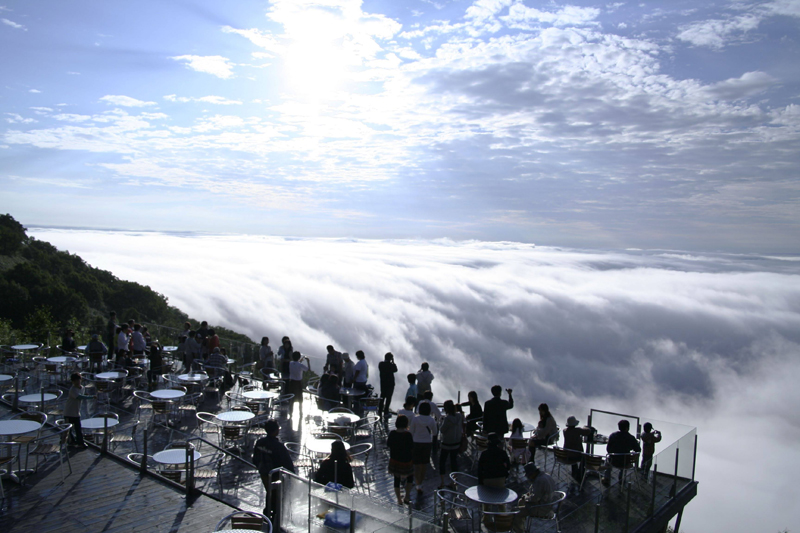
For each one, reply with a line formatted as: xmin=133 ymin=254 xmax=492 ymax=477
xmin=378 ymin=352 xmax=398 ymax=416
xmin=603 ymin=419 xmax=641 ymax=485
xmin=483 ymin=385 xmax=514 ymax=436
xmin=253 ymin=419 xmax=295 ymax=514
xmin=478 ymin=433 xmax=511 ymax=487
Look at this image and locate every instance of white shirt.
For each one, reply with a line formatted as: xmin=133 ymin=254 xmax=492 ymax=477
xmin=354 ymin=359 xmax=368 ymax=383
xmin=117 ymin=331 xmax=129 ymax=351
xmin=409 ymin=414 xmax=438 ymax=443
xmin=397 ymin=408 xmax=416 ymax=421
xmin=289 ymin=360 xmax=308 ymax=381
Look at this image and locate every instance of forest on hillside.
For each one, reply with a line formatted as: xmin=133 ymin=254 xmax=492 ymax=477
xmin=0 ymin=214 xmax=254 ymax=348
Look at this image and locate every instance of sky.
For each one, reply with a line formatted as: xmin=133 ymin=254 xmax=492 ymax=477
xmin=29 ymin=227 xmax=800 ymax=533
xmin=2 ymin=0 xmax=800 ymax=252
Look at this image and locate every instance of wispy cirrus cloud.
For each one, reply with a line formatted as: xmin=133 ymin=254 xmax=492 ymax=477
xmin=2 ymin=17 xmax=26 ymax=30
xmin=164 ymin=94 xmax=242 ymax=105
xmin=100 ymin=95 xmax=157 ymax=107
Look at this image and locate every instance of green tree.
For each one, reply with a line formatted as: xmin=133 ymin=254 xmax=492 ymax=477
xmin=0 ymin=214 xmax=27 ymax=255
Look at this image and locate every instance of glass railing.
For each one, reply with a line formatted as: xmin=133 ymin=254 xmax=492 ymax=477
xmin=272 ymin=469 xmax=437 ymax=533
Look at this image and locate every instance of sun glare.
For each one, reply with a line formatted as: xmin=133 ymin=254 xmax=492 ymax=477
xmin=280 ymin=10 xmax=354 ymax=100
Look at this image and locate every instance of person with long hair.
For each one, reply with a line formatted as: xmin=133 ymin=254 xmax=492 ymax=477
xmin=277 ymin=336 xmax=293 ymax=381
xmin=528 ymin=403 xmax=557 ymax=461
xmin=387 ymin=414 xmax=414 ymax=504
xmin=314 ymin=440 xmax=354 ymax=488
xmin=438 ymin=400 xmax=463 ymax=488
xmin=461 ymin=390 xmax=483 ymax=437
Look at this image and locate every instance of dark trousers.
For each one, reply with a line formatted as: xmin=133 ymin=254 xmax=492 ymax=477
xmin=439 ymin=447 xmax=458 ymax=475
xmin=65 ymin=416 xmax=85 ymax=446
xmin=380 ymin=385 xmax=394 ymax=415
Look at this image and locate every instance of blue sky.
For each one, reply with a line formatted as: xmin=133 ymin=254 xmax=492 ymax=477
xmin=2 ymin=0 xmax=800 ymax=252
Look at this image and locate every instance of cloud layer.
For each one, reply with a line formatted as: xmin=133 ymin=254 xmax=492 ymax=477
xmin=29 ymin=228 xmax=800 ymax=532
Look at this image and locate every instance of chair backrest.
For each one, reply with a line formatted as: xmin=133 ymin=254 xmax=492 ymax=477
xmin=197 ymin=412 xmax=220 ymax=425
xmin=96 ymin=412 xmax=120 ymax=420
xmin=450 ymin=472 xmax=479 ymax=490
xmin=14 ymin=411 xmax=47 ymax=425
xmin=547 ymin=427 xmax=560 ymax=444
xmin=474 ymin=435 xmax=489 ymax=451
xmin=553 ymin=447 xmax=579 ymax=464
xmin=482 ymin=511 xmax=518 ymax=533
xmin=608 ymin=452 xmax=639 ymax=469
xmin=584 ymin=453 xmax=605 ymax=470
xmin=349 ymin=442 xmax=372 ymax=458
xmin=214 ymin=510 xmax=271 ymax=532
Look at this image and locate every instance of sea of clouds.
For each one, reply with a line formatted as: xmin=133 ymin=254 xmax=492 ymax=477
xmin=29 ymin=228 xmax=800 ymax=532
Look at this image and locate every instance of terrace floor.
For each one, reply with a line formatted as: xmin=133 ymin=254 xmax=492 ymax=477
xmin=1 ymin=369 xmax=693 ymax=533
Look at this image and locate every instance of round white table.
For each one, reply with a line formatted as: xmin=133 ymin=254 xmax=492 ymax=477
xmin=150 ymin=389 xmax=185 ymax=399
xmin=48 ymin=356 xmax=77 ymax=363
xmin=242 ymin=390 xmax=278 ymax=401
xmin=177 ymin=373 xmax=208 ymax=382
xmin=96 ymin=371 xmax=127 ymax=380
xmin=11 ymin=344 xmax=39 ymax=351
xmin=215 ymin=530 xmax=263 ymax=533
xmin=323 ymin=412 xmax=360 ymax=424
xmin=0 ymin=374 xmax=13 ymax=383
xmin=17 ymin=393 xmax=58 ymax=403
xmin=216 ymin=411 xmax=255 ymax=423
xmin=81 ymin=418 xmax=120 ymax=429
xmin=305 ymin=438 xmax=350 ymax=455
xmin=153 ymin=449 xmax=201 ymax=464
xmin=0 ymin=419 xmax=42 ymax=437
xmin=162 ymin=346 xmax=178 ymax=352
xmin=226 ymin=358 xmax=236 ymax=365
xmin=465 ymin=485 xmax=518 ymax=506
xmin=78 ymin=345 xmax=87 ymax=351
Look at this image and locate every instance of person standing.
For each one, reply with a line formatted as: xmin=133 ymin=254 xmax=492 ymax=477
xmin=105 ymin=311 xmax=117 ymax=352
xmin=325 ymin=345 xmax=343 ymax=377
xmin=183 ymin=330 xmax=201 ymax=372
xmin=640 ymin=422 xmax=662 ymax=480
xmin=438 ymin=400 xmax=463 ymax=488
xmin=353 ymin=350 xmax=369 ymax=392
xmin=117 ymin=324 xmax=131 ymax=361
xmin=416 ymin=362 xmax=434 ymax=400
xmin=253 ymin=419 xmax=295 ymax=515
xmin=378 ymin=352 xmax=398 ymax=416
xmin=288 ymin=351 xmax=310 ymax=403
xmin=260 ymin=337 xmax=274 ymax=369
xmin=64 ymin=373 xmax=94 ymax=449
xmin=131 ymin=324 xmax=147 ymax=356
xmin=409 ymin=402 xmax=438 ymax=496
xmin=387 ymin=414 xmax=414 ymax=505
xmin=562 ymin=415 xmax=594 ymax=482
xmin=341 ymin=353 xmax=355 ymax=387
xmin=483 ymin=385 xmax=514 ymax=436
xmin=277 ymin=337 xmax=293 ymax=381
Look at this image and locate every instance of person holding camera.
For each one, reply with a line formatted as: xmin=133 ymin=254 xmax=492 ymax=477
xmin=378 ymin=352 xmax=398 ymax=416
xmin=640 ymin=422 xmax=662 ymax=479
xmin=483 ymin=385 xmax=514 ymax=436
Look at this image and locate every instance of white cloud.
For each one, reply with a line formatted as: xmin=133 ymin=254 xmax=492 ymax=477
xmin=26 ymin=228 xmax=800 ymax=533
xmin=5 ymin=113 xmax=36 ymax=124
xmin=99 ymin=95 xmax=157 ymax=107
xmin=677 ymin=13 xmax=761 ymax=48
xmin=28 ymin=89 xmax=41 ymax=93
xmin=2 ymin=17 xmax=26 ymax=30
xmin=703 ymin=71 xmax=776 ymax=100
xmin=502 ymin=4 xmax=600 ymax=29
xmin=164 ymin=94 xmax=242 ymax=105
xmin=171 ymin=54 xmax=235 ymax=79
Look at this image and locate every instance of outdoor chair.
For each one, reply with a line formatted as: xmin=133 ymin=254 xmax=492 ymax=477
xmin=523 ymin=490 xmax=566 ymax=533
xmin=450 ymin=472 xmax=479 ymax=492
xmin=348 ymin=442 xmax=372 ymax=486
xmin=29 ymin=423 xmax=73 ymax=482
xmin=606 ymin=452 xmax=641 ymax=491
xmin=196 ymin=412 xmax=222 ymax=444
xmin=551 ymin=446 xmax=582 ymax=480
xmin=214 ymin=510 xmax=272 ymax=532
xmin=482 ymin=510 xmax=519 ymax=533
xmin=579 ymin=453 xmax=606 ymax=492
xmin=11 ymin=411 xmax=47 ymax=471
xmin=285 ymin=442 xmax=314 ymax=478
xmin=436 ymin=488 xmax=475 ymax=532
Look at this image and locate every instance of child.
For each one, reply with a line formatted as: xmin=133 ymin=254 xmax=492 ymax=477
xmin=405 ymin=373 xmax=418 ymax=401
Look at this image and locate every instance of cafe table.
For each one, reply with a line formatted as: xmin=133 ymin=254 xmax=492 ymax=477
xmin=215 ymin=530 xmax=263 ymax=533
xmin=0 ymin=419 xmax=43 ymax=481
xmin=0 ymin=374 xmax=13 ymax=384
xmin=242 ymin=390 xmax=278 ymax=401
xmin=216 ymin=410 xmax=255 ymax=423
xmin=323 ymin=412 xmax=360 ymax=424
xmin=81 ymin=417 xmax=120 ymax=430
xmin=96 ymin=371 xmax=127 ymax=380
xmin=47 ymin=356 xmax=77 ymax=364
xmin=18 ymin=393 xmax=57 ymax=404
xmin=177 ymin=373 xmax=208 ymax=382
xmin=465 ymin=485 xmax=518 ymax=510
xmin=339 ymin=387 xmax=365 ymax=409
xmin=150 ymin=389 xmax=185 ymax=400
xmin=153 ymin=449 xmax=201 ymax=465
xmin=305 ymin=438 xmax=350 ymax=456
xmin=11 ymin=344 xmax=39 ymax=351
xmin=509 ymin=421 xmax=537 ymax=433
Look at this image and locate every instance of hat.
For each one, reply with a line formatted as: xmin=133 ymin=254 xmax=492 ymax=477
xmin=566 ymin=416 xmax=579 ymax=427
xmin=212 ymin=347 xmax=221 ymax=353
xmin=342 ymin=352 xmax=351 ymax=360
xmin=91 ymin=334 xmax=99 ymax=340
xmin=264 ymin=420 xmax=280 ymax=434
xmin=524 ymin=463 xmax=540 ymax=478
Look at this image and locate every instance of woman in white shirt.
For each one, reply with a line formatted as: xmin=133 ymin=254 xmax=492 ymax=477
xmin=409 ymin=401 xmax=438 ymax=496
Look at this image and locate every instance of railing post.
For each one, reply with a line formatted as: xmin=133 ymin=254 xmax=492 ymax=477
xmin=186 ymin=444 xmax=194 ymax=495
xmin=350 ymin=509 xmax=357 ymax=533
xmin=142 ymin=428 xmax=148 ymax=473
xmin=650 ymin=463 xmax=658 ymax=516
xmin=40 ymin=386 xmax=45 ymax=412
xmin=12 ymin=374 xmax=19 ymax=410
xmin=102 ymin=415 xmax=108 ymax=453
xmin=624 ymin=482 xmax=631 ymax=533
xmin=308 ymin=475 xmax=312 ymax=533
xmin=594 ymin=503 xmax=600 ymax=533
xmin=671 ymin=448 xmax=679 ymax=498
xmin=442 ymin=511 xmax=449 ymax=533
xmin=691 ymin=434 xmax=697 ymax=481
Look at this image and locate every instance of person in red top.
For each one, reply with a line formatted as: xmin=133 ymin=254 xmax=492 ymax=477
xmin=207 ymin=328 xmax=220 ymax=358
